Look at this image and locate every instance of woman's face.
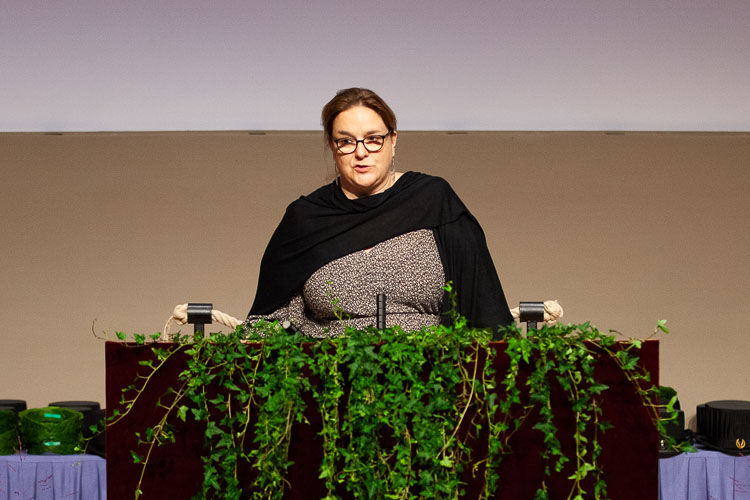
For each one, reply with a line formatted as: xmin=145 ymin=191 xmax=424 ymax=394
xmin=330 ymin=106 xmax=397 ymax=199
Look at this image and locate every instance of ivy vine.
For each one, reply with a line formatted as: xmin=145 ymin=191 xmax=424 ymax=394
xmin=107 ymin=294 xmax=685 ymax=500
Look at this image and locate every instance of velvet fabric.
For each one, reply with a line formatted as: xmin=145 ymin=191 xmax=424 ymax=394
xmin=247 ymin=172 xmax=513 ymax=334
xmin=105 ymin=340 xmax=659 ymax=499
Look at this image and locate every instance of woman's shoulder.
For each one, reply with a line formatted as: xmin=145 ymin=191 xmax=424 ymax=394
xmin=286 ymin=181 xmax=336 ymax=210
xmin=397 ymin=171 xmax=454 ymax=192
xmin=282 ymin=181 xmax=342 ymax=222
xmin=407 ymin=172 xmax=461 ymax=201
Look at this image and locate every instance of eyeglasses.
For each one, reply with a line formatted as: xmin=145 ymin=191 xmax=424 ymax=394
xmin=333 ymin=131 xmax=392 ymax=154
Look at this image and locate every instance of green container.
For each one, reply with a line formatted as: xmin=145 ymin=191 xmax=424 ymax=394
xmin=18 ymin=406 xmax=83 ymax=454
xmin=0 ymin=409 xmax=18 ymax=454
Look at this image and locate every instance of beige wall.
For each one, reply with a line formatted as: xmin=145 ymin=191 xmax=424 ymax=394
xmin=1 ymin=131 xmax=748 ymax=428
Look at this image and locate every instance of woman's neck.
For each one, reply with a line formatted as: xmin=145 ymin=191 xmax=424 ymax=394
xmin=341 ymin=171 xmax=403 ymax=199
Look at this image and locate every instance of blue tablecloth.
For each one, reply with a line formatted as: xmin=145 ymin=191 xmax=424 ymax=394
xmin=660 ymin=448 xmax=750 ymax=500
xmin=0 ymin=453 xmax=105 ymax=500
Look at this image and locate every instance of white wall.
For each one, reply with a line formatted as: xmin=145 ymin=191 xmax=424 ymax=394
xmin=2 ymin=0 xmax=749 ymax=132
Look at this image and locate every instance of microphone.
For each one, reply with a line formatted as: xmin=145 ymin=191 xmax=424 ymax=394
xmin=376 ymin=293 xmax=386 ymax=330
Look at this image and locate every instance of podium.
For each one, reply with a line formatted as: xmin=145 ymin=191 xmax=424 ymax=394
xmin=105 ymin=340 xmax=658 ymax=499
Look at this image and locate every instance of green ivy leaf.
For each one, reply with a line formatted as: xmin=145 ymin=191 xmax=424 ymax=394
xmin=177 ymin=405 xmax=188 ymax=422
xmin=657 ymin=319 xmax=669 ymax=334
xmin=589 ymin=383 xmax=609 ymax=395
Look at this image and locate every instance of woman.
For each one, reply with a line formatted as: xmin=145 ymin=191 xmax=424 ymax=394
xmin=246 ymin=88 xmax=513 ymax=338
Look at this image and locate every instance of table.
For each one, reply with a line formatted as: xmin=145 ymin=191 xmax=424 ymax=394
xmin=660 ymin=448 xmax=750 ymax=500
xmin=0 ymin=453 xmax=106 ymax=500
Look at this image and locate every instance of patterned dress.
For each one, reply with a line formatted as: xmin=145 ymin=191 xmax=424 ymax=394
xmin=245 ymin=229 xmax=445 ymax=337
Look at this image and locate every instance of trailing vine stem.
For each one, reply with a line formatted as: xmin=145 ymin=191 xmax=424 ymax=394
xmin=439 ymin=341 xmax=480 ymax=457
xmin=132 ymin=380 xmax=189 ymax=499
xmin=108 ymin=299 xmax=670 ymax=499
xmin=108 ymin=338 xmax=188 ymax=429
xmin=601 ymin=321 xmax=694 ymax=455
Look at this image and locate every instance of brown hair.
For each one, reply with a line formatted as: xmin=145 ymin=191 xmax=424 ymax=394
xmin=321 ymin=88 xmax=397 ymax=146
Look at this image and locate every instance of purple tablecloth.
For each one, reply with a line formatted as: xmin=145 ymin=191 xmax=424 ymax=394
xmin=0 ymin=453 xmax=105 ymax=500
xmin=660 ymin=448 xmax=750 ymax=500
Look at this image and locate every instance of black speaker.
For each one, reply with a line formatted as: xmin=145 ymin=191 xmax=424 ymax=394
xmin=0 ymin=400 xmax=27 ymax=412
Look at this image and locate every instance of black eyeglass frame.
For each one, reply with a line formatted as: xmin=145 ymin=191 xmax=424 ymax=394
xmin=333 ymin=130 xmax=393 ymax=154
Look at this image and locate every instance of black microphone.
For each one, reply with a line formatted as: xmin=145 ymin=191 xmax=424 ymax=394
xmin=376 ymin=293 xmax=386 ymax=330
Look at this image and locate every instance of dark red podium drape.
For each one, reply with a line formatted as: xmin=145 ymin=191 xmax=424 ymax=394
xmin=105 ymin=340 xmax=658 ymax=499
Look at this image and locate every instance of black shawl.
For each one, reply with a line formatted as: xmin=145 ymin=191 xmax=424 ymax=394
xmin=248 ymin=171 xmax=513 ymax=334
